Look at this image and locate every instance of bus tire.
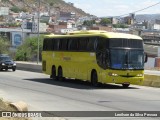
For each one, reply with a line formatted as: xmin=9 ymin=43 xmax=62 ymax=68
xmin=122 ymin=83 xmax=130 ymax=88
xmin=58 ymin=67 xmax=63 ymax=81
xmin=51 ymin=66 xmax=56 ymax=80
xmin=91 ymin=70 xmax=98 ymax=87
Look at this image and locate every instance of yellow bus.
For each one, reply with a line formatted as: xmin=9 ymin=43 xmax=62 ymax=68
xmin=42 ymin=30 xmax=148 ymax=88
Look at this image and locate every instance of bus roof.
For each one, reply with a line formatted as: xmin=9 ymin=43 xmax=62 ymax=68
xmin=45 ymin=30 xmax=142 ymax=40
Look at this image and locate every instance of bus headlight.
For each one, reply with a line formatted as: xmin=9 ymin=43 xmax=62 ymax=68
xmin=13 ymin=63 xmax=16 ymax=66
xmin=2 ymin=63 xmax=5 ymax=66
xmin=137 ymin=74 xmax=143 ymax=77
xmin=108 ymin=72 xmax=118 ymax=76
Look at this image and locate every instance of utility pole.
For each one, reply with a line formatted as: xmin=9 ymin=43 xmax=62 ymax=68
xmin=37 ymin=0 xmax=40 ymax=64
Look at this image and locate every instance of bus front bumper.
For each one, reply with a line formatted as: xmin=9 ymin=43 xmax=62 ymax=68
xmin=107 ymin=76 xmax=144 ymax=85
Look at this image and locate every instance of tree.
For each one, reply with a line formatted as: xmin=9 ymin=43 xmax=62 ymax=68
xmin=50 ymin=2 xmax=54 ymax=7
xmin=100 ymin=18 xmax=111 ymax=26
xmin=113 ymin=24 xmax=128 ymax=28
xmin=0 ymin=16 xmax=4 ymax=22
xmin=83 ymin=20 xmax=95 ymax=27
xmin=15 ymin=36 xmax=44 ymax=61
xmin=10 ymin=6 xmax=21 ymax=13
xmin=0 ymin=37 xmax=10 ymax=54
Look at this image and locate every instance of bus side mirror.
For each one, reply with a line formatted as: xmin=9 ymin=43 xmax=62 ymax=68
xmin=144 ymin=53 xmax=148 ymax=63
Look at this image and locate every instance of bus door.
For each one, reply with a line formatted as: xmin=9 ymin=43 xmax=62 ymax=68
xmin=96 ymin=37 xmax=109 ymax=82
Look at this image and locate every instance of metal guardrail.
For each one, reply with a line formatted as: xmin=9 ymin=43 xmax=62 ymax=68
xmin=16 ymin=62 xmax=42 ymax=73
xmin=144 ymin=42 xmax=160 ymax=46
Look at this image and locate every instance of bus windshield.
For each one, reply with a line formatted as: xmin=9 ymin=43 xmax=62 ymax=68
xmin=110 ymin=49 xmax=144 ymax=70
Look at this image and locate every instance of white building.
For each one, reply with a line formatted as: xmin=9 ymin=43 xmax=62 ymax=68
xmin=22 ymin=21 xmax=48 ymax=32
xmin=67 ymin=22 xmax=76 ymax=28
xmin=32 ymin=22 xmax=48 ymax=32
xmin=61 ymin=28 xmax=77 ymax=34
xmin=152 ymin=24 xmax=160 ymax=30
xmin=0 ymin=7 xmax=9 ymax=15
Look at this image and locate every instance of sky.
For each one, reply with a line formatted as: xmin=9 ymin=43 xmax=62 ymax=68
xmin=63 ymin=0 xmax=160 ymax=17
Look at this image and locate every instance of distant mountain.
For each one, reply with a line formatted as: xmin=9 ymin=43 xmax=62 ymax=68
xmin=135 ymin=14 xmax=160 ymax=23
xmin=0 ymin=0 xmax=91 ymax=18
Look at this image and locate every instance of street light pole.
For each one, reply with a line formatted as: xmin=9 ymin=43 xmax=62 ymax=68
xmin=37 ymin=0 xmax=40 ymax=64
xmin=21 ymin=25 xmax=23 ymax=42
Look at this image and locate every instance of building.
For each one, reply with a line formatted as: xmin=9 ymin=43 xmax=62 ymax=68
xmin=90 ymin=25 xmax=113 ymax=32
xmin=133 ymin=22 xmax=148 ymax=30
xmin=107 ymin=17 xmax=119 ymax=24
xmin=59 ymin=11 xmax=76 ymax=21
xmin=0 ymin=7 xmax=9 ymax=16
xmin=0 ymin=28 xmax=31 ymax=48
xmin=141 ymin=30 xmax=160 ymax=43
xmin=9 ymin=12 xmax=20 ymax=18
xmin=152 ymin=24 xmax=160 ymax=30
xmin=123 ymin=16 xmax=134 ymax=25
xmin=22 ymin=21 xmax=48 ymax=33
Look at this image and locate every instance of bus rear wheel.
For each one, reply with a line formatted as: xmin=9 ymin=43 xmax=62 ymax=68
xmin=91 ymin=71 xmax=98 ymax=87
xmin=51 ymin=66 xmax=56 ymax=80
xmin=58 ymin=67 xmax=64 ymax=81
xmin=122 ymin=83 xmax=130 ymax=88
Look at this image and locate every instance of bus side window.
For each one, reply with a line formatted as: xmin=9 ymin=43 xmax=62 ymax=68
xmin=87 ymin=37 xmax=97 ymax=52
xmin=43 ymin=39 xmax=47 ymax=51
xmin=59 ymin=38 xmax=68 ymax=51
xmin=68 ymin=38 xmax=78 ymax=51
xmin=79 ymin=37 xmax=88 ymax=51
xmin=44 ymin=39 xmax=54 ymax=51
xmin=97 ymin=37 xmax=107 ymax=51
xmin=50 ymin=39 xmax=54 ymax=51
xmin=53 ymin=39 xmax=59 ymax=51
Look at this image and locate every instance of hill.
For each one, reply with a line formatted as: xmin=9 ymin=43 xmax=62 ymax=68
xmin=0 ymin=0 xmax=91 ymax=17
xmin=135 ymin=14 xmax=160 ymax=23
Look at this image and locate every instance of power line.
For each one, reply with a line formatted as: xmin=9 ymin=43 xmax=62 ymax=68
xmin=118 ymin=1 xmax=160 ymax=17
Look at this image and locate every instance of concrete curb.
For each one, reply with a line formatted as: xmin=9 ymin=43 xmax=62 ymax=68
xmin=143 ymin=74 xmax=160 ymax=88
xmin=16 ymin=62 xmax=42 ymax=73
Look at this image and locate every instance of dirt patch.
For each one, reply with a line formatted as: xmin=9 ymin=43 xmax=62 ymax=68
xmin=0 ymin=98 xmax=15 ymax=111
xmin=0 ymin=98 xmax=29 ymax=120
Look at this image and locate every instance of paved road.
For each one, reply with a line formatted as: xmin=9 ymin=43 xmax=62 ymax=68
xmin=0 ymin=70 xmax=160 ymax=120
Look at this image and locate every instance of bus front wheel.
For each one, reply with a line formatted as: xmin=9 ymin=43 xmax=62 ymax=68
xmin=91 ymin=71 xmax=98 ymax=87
xmin=122 ymin=83 xmax=130 ymax=88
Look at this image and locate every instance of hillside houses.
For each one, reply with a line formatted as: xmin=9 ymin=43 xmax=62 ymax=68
xmin=1 ymin=5 xmax=160 ymax=48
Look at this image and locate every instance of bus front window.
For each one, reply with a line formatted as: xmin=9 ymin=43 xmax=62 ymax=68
xmin=110 ymin=49 xmax=144 ymax=70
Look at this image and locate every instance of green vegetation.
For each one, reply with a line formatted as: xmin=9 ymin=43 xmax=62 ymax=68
xmin=49 ymin=2 xmax=54 ymax=6
xmin=100 ymin=18 xmax=111 ymax=26
xmin=1 ymin=0 xmax=9 ymax=2
xmin=15 ymin=36 xmax=44 ymax=61
xmin=0 ymin=37 xmax=10 ymax=54
xmin=0 ymin=16 xmax=4 ymax=21
xmin=113 ymin=23 xmax=128 ymax=28
xmin=46 ymin=0 xmax=65 ymax=4
xmin=6 ymin=23 xmax=21 ymax=27
xmin=10 ymin=5 xmax=27 ymax=13
xmin=10 ymin=6 xmax=22 ymax=13
xmin=83 ymin=20 xmax=95 ymax=27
